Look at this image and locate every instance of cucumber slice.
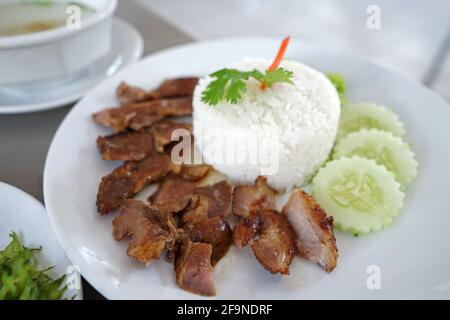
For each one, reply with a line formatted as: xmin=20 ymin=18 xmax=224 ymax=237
xmin=312 ymin=157 xmax=404 ymax=235
xmin=333 ymin=129 xmax=418 ymax=189
xmin=338 ymin=103 xmax=406 ymax=140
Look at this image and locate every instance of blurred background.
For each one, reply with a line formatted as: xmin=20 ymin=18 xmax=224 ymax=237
xmin=131 ymin=0 xmax=450 ymax=101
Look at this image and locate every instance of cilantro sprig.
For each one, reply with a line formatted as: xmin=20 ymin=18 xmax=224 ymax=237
xmin=201 ymin=67 xmax=294 ymax=106
xmin=201 ymin=36 xmax=294 ymax=106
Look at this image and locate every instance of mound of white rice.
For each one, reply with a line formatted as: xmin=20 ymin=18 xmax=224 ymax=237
xmin=192 ymin=58 xmax=340 ymax=191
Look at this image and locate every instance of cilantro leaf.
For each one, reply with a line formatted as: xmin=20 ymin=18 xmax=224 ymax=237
xmin=225 ymin=77 xmax=247 ymax=104
xmin=202 ymin=68 xmax=252 ymax=105
xmin=261 ymin=68 xmax=294 ymax=87
xmin=201 ymin=67 xmax=294 ymax=106
xmin=201 ymin=73 xmax=228 ymax=105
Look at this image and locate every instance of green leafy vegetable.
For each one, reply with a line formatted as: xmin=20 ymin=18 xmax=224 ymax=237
xmin=257 ymin=68 xmax=294 ymax=88
xmin=327 ymin=73 xmax=346 ymax=104
xmin=0 ymin=232 xmax=68 ymax=300
xmin=201 ymin=67 xmax=294 ymax=106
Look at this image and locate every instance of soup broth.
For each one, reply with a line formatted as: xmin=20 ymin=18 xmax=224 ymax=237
xmin=0 ymin=2 xmax=95 ymax=37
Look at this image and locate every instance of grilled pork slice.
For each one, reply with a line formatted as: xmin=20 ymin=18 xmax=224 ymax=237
xmin=232 ymin=177 xmax=277 ymax=247
xmin=179 ymin=164 xmax=211 ymax=182
xmin=96 ymin=121 xmax=192 ymax=161
xmin=112 ymin=200 xmax=176 ymax=264
xmin=173 ymin=180 xmax=233 ymax=266
xmin=116 ymin=82 xmax=148 ymax=105
xmin=96 ymin=131 xmax=155 ymax=161
xmin=93 ymin=97 xmax=193 ymax=132
xmin=231 ymin=178 xmax=296 ymax=274
xmin=181 ymin=180 xmax=232 ymax=224
xmin=149 ymin=175 xmax=196 ymax=213
xmin=251 ymin=210 xmax=297 ymax=275
xmin=174 ymin=239 xmax=215 ymax=296
xmin=117 ymin=77 xmax=199 ymax=105
xmin=97 ymin=152 xmax=180 ymax=214
xmin=233 ymin=212 xmax=260 ymax=248
xmin=151 ymin=121 xmax=192 ymax=152
xmin=194 ymin=181 xmax=233 ymax=219
xmin=282 ymin=189 xmax=338 ymax=273
xmin=184 ymin=217 xmax=232 ymax=266
xmin=232 ymin=176 xmax=277 ymax=219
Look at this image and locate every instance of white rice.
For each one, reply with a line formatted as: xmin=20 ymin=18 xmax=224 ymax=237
xmin=192 ymin=58 xmax=340 ymax=191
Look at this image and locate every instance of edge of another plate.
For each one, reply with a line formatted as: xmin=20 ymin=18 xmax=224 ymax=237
xmin=0 ymin=182 xmax=83 ymax=300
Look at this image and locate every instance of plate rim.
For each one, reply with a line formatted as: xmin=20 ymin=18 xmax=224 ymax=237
xmin=43 ymin=36 xmax=450 ymax=300
xmin=0 ymin=17 xmax=144 ymax=115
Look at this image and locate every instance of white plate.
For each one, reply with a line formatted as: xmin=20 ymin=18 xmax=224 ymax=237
xmin=0 ymin=182 xmax=82 ymax=300
xmin=44 ymin=38 xmax=450 ymax=300
xmin=0 ymin=17 xmax=143 ymax=114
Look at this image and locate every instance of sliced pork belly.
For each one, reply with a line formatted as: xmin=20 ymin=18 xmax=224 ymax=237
xmin=96 ymin=131 xmax=155 ymax=161
xmin=232 ymin=177 xmax=277 ymax=247
xmin=97 ymin=152 xmax=180 ymax=214
xmin=173 ymin=180 xmax=233 ymax=266
xmin=116 ymin=82 xmax=148 ymax=105
xmin=179 ymin=164 xmax=211 ymax=182
xmin=117 ymin=77 xmax=198 ymax=105
xmin=194 ymin=181 xmax=232 ymax=219
xmin=149 ymin=77 xmax=198 ymax=100
xmin=233 ymin=212 xmax=260 ymax=248
xmin=96 ymin=121 xmax=192 ymax=161
xmin=282 ymin=189 xmax=338 ymax=273
xmin=232 ymin=176 xmax=277 ymax=219
xmin=181 ymin=180 xmax=232 ymax=224
xmin=184 ymin=216 xmax=232 ymax=266
xmin=251 ymin=210 xmax=297 ymax=275
xmin=112 ymin=200 xmax=176 ymax=264
xmin=231 ymin=178 xmax=296 ymax=274
xmin=174 ymin=239 xmax=215 ymax=296
xmin=93 ymin=97 xmax=193 ymax=132
xmin=151 ymin=121 xmax=192 ymax=152
xmin=149 ymin=175 xmax=196 ymax=213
